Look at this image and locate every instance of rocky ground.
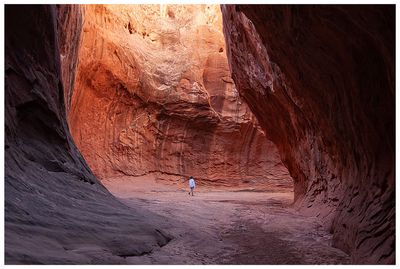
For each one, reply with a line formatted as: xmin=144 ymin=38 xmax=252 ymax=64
xmin=104 ymin=177 xmax=350 ymax=264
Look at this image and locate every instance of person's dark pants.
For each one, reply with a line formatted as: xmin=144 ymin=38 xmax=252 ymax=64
xmin=189 ymin=187 xmax=194 ymax=196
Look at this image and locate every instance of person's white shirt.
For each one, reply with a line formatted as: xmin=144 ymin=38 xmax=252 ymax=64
xmin=189 ymin=178 xmax=195 ymax=188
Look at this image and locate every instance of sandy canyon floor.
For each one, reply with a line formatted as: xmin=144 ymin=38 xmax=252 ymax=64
xmin=102 ymin=176 xmax=350 ymax=264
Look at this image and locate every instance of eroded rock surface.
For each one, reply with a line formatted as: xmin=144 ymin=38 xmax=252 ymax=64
xmin=7 ymin=4 xmax=393 ymax=265
xmin=5 ymin=5 xmax=170 ymax=264
xmin=69 ymin=4 xmax=292 ymax=190
xmin=222 ymin=5 xmax=394 ymax=264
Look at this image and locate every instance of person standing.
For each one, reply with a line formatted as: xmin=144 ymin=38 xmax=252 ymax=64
xmin=188 ymin=176 xmax=196 ymax=196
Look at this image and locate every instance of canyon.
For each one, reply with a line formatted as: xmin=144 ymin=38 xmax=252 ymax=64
xmin=4 ymin=4 xmax=395 ymax=265
xmin=68 ymin=4 xmax=292 ymax=190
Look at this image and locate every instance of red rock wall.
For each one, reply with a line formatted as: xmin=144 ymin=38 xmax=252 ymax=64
xmin=5 ymin=5 xmax=170 ymax=264
xmin=69 ymin=5 xmax=292 ymax=190
xmin=221 ymin=5 xmax=394 ymax=264
xmin=57 ymin=5 xmax=83 ymax=114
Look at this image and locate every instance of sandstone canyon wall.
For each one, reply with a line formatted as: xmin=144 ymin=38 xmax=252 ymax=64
xmin=68 ymin=4 xmax=292 ymax=190
xmin=222 ymin=5 xmax=394 ymax=264
xmin=5 ymin=5 xmax=170 ymax=264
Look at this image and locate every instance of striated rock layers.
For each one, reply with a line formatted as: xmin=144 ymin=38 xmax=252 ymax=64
xmin=68 ymin=5 xmax=292 ymax=190
xmin=222 ymin=5 xmax=394 ymax=264
xmin=5 ymin=5 xmax=170 ymax=264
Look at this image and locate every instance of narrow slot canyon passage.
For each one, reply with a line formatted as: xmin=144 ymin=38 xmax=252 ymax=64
xmin=68 ymin=4 xmax=308 ymax=264
xmin=4 ymin=4 xmax=395 ymax=265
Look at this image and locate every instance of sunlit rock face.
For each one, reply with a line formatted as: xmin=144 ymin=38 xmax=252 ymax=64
xmin=69 ymin=4 xmax=292 ymax=190
xmin=221 ymin=5 xmax=394 ymax=264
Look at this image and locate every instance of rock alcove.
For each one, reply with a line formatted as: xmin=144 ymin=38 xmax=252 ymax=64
xmin=5 ymin=4 xmax=394 ymax=265
xmin=68 ymin=4 xmax=293 ymax=192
